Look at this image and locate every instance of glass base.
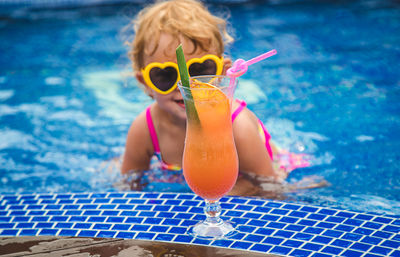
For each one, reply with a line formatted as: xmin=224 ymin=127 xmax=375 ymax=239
xmin=188 ymin=220 xmax=236 ymax=239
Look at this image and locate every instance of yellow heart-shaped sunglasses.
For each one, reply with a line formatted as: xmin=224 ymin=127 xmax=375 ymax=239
xmin=141 ymin=54 xmax=224 ymax=95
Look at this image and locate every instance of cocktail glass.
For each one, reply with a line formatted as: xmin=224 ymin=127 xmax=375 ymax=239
xmin=178 ymin=75 xmax=239 ymax=239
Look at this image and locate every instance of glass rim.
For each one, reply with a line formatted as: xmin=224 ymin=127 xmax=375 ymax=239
xmin=177 ymin=75 xmax=237 ymax=91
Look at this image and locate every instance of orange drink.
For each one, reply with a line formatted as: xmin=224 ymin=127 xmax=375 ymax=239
xmin=183 ymin=81 xmax=238 ymax=200
xmin=178 ymin=75 xmax=238 ymax=239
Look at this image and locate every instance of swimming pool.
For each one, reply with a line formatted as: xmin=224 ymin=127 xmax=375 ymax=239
xmin=0 ymin=0 xmax=399 ymax=216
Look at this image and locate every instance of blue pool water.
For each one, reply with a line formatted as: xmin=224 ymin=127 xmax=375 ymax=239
xmin=0 ymin=1 xmax=399 ymax=214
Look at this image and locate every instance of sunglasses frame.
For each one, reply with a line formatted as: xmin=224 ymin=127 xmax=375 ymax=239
xmin=141 ymin=54 xmax=224 ymax=95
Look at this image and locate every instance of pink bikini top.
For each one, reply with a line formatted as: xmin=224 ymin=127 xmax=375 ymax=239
xmin=146 ymin=99 xmax=273 ymax=171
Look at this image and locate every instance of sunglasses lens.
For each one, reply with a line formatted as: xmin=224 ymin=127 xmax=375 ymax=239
xmin=189 ymin=59 xmax=217 ymax=77
xmin=149 ymin=67 xmax=178 ymax=92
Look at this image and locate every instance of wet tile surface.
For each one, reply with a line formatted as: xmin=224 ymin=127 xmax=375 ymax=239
xmin=0 ymin=192 xmax=399 ymax=256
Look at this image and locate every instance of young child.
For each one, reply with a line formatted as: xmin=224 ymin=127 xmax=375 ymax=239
xmin=121 ymin=0 xmax=288 ymax=195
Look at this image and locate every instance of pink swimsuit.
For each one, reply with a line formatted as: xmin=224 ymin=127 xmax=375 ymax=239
xmin=146 ymin=99 xmax=273 ymax=171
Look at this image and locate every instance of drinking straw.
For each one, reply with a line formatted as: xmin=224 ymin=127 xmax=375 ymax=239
xmin=176 ymin=45 xmax=200 ymax=125
xmin=227 ymin=49 xmax=277 ymax=87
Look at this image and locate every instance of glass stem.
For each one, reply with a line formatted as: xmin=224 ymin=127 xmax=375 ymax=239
xmin=204 ymin=200 xmax=223 ymax=225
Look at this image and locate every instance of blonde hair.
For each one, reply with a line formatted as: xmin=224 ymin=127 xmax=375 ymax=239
xmin=128 ymin=0 xmax=233 ymax=72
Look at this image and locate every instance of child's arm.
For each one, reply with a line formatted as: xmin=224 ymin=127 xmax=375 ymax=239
xmin=233 ymin=108 xmax=285 ymax=182
xmin=121 ymin=111 xmax=153 ymax=174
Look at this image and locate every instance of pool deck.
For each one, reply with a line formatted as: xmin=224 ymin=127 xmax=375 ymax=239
xmin=0 ymin=236 xmax=276 ymax=256
xmin=0 ymin=192 xmax=399 ymax=256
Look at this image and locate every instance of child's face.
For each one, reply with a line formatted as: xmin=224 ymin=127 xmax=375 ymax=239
xmin=137 ymin=33 xmax=231 ymax=121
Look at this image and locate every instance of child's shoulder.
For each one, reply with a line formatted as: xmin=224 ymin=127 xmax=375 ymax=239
xmin=130 ymin=108 xmax=148 ymax=127
xmin=127 ymin=107 xmax=152 ymax=142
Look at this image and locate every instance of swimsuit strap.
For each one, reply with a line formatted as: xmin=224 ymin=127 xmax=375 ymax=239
xmin=232 ymin=99 xmax=247 ymax=122
xmin=258 ymin=119 xmax=274 ymax=160
xmin=146 ymin=107 xmax=161 ymax=153
xmin=146 ymin=106 xmax=182 ymax=171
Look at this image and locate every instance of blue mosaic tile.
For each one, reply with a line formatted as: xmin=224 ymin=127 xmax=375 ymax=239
xmin=14 ymin=217 xmax=30 ymax=222
xmin=373 ymin=217 xmax=393 ymax=224
xmin=316 ymin=222 xmax=336 ymax=229
xmin=97 ymin=231 xmax=116 ymax=238
xmin=243 ymin=234 xmax=264 ymax=243
xmin=255 ymin=227 xmax=274 ymax=236
xmin=231 ymin=217 xmax=249 ymax=225
xmin=318 ymin=209 xmax=337 ymax=215
xmin=304 ymin=227 xmax=324 ymax=234
xmin=370 ymin=245 xmax=393 ymax=255
xmin=175 ymin=235 xmax=193 ymax=243
xmin=231 ymin=241 xmax=252 ymax=250
xmin=280 ymin=216 xmax=299 ymax=224
xmin=261 ymin=214 xmax=280 ymax=221
xmin=192 ymin=238 xmax=212 ymax=245
xmin=286 ymin=224 xmax=306 ymax=232
xmin=283 ymin=239 xmax=304 ymax=247
xmin=248 ymin=219 xmax=267 ymax=227
xmin=1 ymin=229 xmax=18 ymax=236
xmin=36 ymin=222 xmax=53 ymax=228
xmin=309 ymin=213 xmax=327 ymax=221
xmin=250 ymin=243 xmax=272 ymax=252
xmin=322 ymin=246 xmax=344 ymax=255
xmin=382 ymin=239 xmax=400 ymax=248
xmin=350 ymin=242 xmax=372 ymax=251
xmin=135 ymin=232 xmax=156 ymax=240
xmin=293 ymin=233 xmax=314 ymax=242
xmin=1 ymin=223 xmax=15 ymax=228
xmin=364 ymin=254 xmax=386 ymax=257
xmin=341 ymin=233 xmax=362 ymax=241
xmin=312 ymin=236 xmax=332 ymax=244
xmin=390 ymin=250 xmax=400 ymax=257
xmin=274 ymin=230 xmax=294 ymax=238
xmin=58 ymin=229 xmax=78 ymax=236
xmin=65 ymin=210 xmax=82 ymax=216
xmin=265 ymin=201 xmax=283 ymax=208
xmin=169 ymin=227 xmax=186 ymax=234
xmin=336 ymin=224 xmax=355 ymax=232
xmin=243 ymin=212 xmax=261 ymax=219
xmin=383 ymin=225 xmax=400 ymax=233
xmin=372 ymin=230 xmax=392 ymax=238
xmin=331 ymin=239 xmax=353 ymax=248
xmin=302 ymin=242 xmax=324 ymax=251
xmin=212 ymin=239 xmax=234 ymax=247
xmin=271 ymin=208 xmax=289 ymax=215
xmin=291 ymin=249 xmax=312 ymax=257
xmin=267 ymin=221 xmax=286 ymax=229
xmin=362 ymin=236 xmax=383 ymax=245
xmin=253 ymin=206 xmax=272 ymax=213
xmin=270 ymin=245 xmax=292 ymax=255
xmin=138 ymin=211 xmax=156 ymax=217
xmin=354 ymin=214 xmax=374 ymax=220
xmin=323 ymin=229 xmax=344 ymax=238
xmin=162 ymin=218 xmax=180 ymax=226
xmin=0 ymin=192 xmax=399 ymax=256
xmin=74 ymin=223 xmax=91 ymax=229
xmin=230 ymin=232 xmax=246 ymax=240
xmin=116 ymin=231 xmax=136 ymax=239
xmin=336 ymin=211 xmax=355 ymax=218
xmin=155 ymin=233 xmax=174 ymax=241
xmin=263 ymin=236 xmax=284 ymax=245
xmin=39 ymin=229 xmax=58 ymax=235
xmin=341 ymin=249 xmax=363 ymax=257
xmin=290 ymin=211 xmax=308 ymax=218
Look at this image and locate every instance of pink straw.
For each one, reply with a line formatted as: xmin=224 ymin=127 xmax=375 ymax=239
xmin=227 ymin=49 xmax=277 ymax=78
xmin=246 ymin=49 xmax=277 ymax=66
